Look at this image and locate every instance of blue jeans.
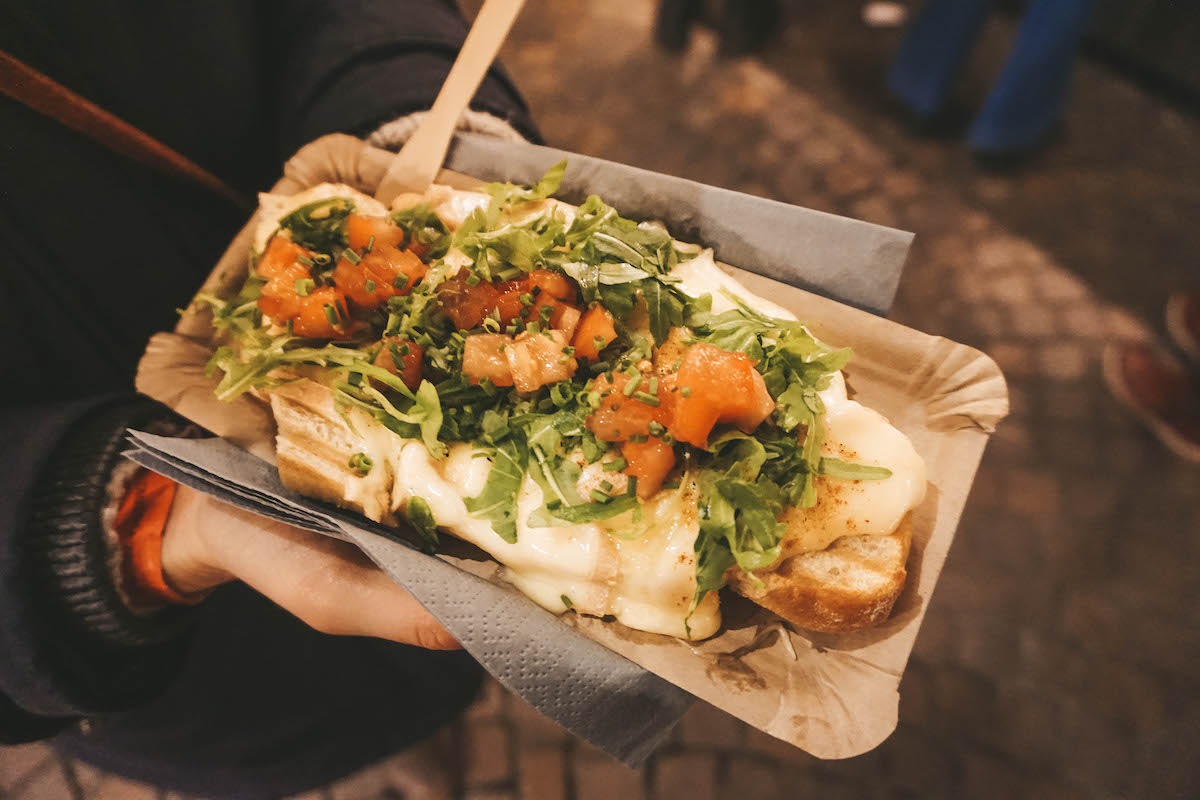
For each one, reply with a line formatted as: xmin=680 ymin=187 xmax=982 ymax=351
xmin=887 ymin=0 xmax=1093 ymax=153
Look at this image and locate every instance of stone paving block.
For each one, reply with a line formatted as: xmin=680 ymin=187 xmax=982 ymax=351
xmin=466 ymin=678 xmax=507 ymax=721
xmin=463 ymin=790 xmax=515 ymax=800
xmin=960 ymin=752 xmax=1032 ymax=800
xmin=573 ymin=753 xmax=644 ymax=800
xmin=715 ymin=755 xmax=782 ymax=800
xmin=988 ymin=342 xmax=1035 ymax=378
xmin=1037 ymin=342 xmax=1089 ymax=380
xmin=677 ymin=701 xmax=745 ymax=748
xmin=883 ymin=725 xmax=958 ymax=798
xmin=1009 ymin=304 xmax=1057 ymax=337
xmin=927 ymin=665 xmax=999 ymax=743
xmin=1004 ymin=468 xmax=1062 ymax=517
xmin=741 ymin=725 xmax=814 ymax=766
xmin=508 ymin=696 xmax=568 ymax=745
xmin=651 ymin=753 xmax=716 ymax=800
xmin=516 ymin=746 xmax=565 ymax=800
xmin=464 ymin=720 xmax=512 ymax=788
xmin=985 ymin=271 xmax=1035 ymax=305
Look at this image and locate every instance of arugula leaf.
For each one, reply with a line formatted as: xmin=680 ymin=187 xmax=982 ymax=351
xmin=641 ymin=278 xmax=686 ymax=345
xmin=277 ymin=197 xmax=354 ymax=252
xmin=406 ymin=496 xmax=440 ymax=553
xmin=465 ymin=437 xmax=528 ymax=543
xmin=532 ymin=494 xmax=639 ymax=526
xmin=819 ymin=458 xmax=893 ymax=481
xmin=486 ymin=159 xmax=567 ymax=207
xmin=390 ymin=202 xmax=449 ymax=257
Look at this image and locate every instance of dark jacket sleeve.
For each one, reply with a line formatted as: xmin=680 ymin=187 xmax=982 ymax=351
xmin=266 ymin=0 xmax=539 ymax=159
xmin=0 ymin=397 xmax=193 ymax=744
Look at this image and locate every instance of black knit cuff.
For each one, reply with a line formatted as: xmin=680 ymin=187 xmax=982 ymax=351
xmin=23 ymin=398 xmax=194 ymax=649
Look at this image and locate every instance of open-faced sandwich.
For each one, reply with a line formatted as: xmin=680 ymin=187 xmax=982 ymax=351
xmin=198 ymin=162 xmax=926 ymax=640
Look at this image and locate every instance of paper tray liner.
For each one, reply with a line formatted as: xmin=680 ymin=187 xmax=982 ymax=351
xmin=137 ymin=134 xmax=1008 ymax=760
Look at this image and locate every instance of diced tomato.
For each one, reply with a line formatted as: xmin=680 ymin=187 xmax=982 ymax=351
xmin=346 ymin=214 xmax=405 ymax=252
xmin=334 ymin=245 xmax=426 ymax=310
xmin=462 ymin=333 xmax=515 ymax=387
xmin=437 ymin=268 xmax=581 ymax=333
xmin=668 ymin=343 xmax=775 ymax=447
xmin=587 ymin=372 xmax=671 ymax=442
xmin=258 ymin=259 xmax=309 ymax=321
xmin=505 ymin=330 xmax=577 ymax=393
xmin=256 ymin=237 xmax=312 ymax=279
xmin=621 ymin=438 xmax=676 ymax=499
xmin=527 ymin=269 xmax=575 ymax=303
xmin=571 ymin=306 xmax=617 ymax=361
xmin=372 ymin=336 xmax=424 ymax=391
xmin=439 ymin=275 xmax=500 ymax=330
xmin=292 ymin=286 xmax=354 ymax=339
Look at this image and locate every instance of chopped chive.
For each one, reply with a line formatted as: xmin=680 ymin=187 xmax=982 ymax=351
xmin=586 ymin=391 xmax=601 ymax=408
xmin=626 ymin=476 xmax=638 ymax=496
xmin=561 ymin=346 xmax=576 ymax=356
xmin=392 ymin=274 xmax=409 ymax=290
xmin=605 ymin=456 xmax=628 ymax=471
xmin=519 ymin=292 xmax=534 ymax=306
xmin=398 ymin=343 xmax=411 ymax=356
xmin=593 ymin=335 xmax=607 ymax=351
xmin=348 ymin=452 xmax=373 ymax=476
xmin=648 ymin=421 xmax=666 ymax=437
xmin=622 ymin=376 xmax=642 ymax=396
xmin=600 ymin=480 xmax=614 ymax=492
xmin=343 ymin=248 xmax=361 ymax=265
xmin=647 ymin=377 xmax=659 ymax=395
xmin=294 ymin=278 xmax=315 ymax=296
xmin=364 ymin=279 xmax=376 ymax=293
xmin=589 ymin=489 xmax=611 ymax=504
xmin=498 ymin=343 xmax=507 ymax=353
xmin=557 ymin=353 xmax=572 ymax=365
xmin=661 ymin=478 xmax=681 ymax=490
xmin=366 ymin=235 xmax=375 ymax=253
xmin=465 ymin=271 xmax=481 ymax=286
xmin=312 ymin=253 xmax=331 ymax=265
xmin=681 ymin=386 xmax=692 ymax=397
xmin=483 ymin=317 xmax=501 ymax=333
xmin=591 ymin=360 xmax=610 ymax=372
xmin=323 ymin=304 xmax=338 ymax=326
xmin=628 ymin=433 xmax=648 ymax=443
xmin=634 ymin=391 xmax=661 ymax=406
xmin=527 ymin=321 xmax=541 ymax=334
xmin=296 ymin=254 xmax=315 ymax=267
xmin=662 ymin=432 xmax=675 ymax=445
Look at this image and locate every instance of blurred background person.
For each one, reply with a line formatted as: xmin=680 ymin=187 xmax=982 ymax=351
xmin=887 ymin=0 xmax=1094 ymax=161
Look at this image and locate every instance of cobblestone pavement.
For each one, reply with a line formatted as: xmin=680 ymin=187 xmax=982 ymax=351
xmin=4 ymin=1 xmax=1199 ymax=798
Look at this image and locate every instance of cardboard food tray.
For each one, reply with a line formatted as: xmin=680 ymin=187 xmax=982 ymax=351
xmin=136 ymin=133 xmax=1008 ymax=761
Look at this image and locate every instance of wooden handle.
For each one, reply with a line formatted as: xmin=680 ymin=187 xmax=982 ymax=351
xmin=0 ymin=50 xmax=252 ymax=211
xmin=374 ymin=0 xmax=527 ymax=204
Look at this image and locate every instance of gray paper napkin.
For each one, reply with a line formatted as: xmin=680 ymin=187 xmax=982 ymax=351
xmin=126 ymin=432 xmax=694 ymax=766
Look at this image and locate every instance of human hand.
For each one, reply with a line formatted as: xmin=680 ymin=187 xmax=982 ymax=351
xmin=159 ymin=485 xmax=460 ymax=650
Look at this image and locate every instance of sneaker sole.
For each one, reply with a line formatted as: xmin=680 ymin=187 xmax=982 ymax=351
xmin=1166 ymin=293 xmax=1200 ymax=364
xmin=1101 ymin=343 xmax=1200 ymax=463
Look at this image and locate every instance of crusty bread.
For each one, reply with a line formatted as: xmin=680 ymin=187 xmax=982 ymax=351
xmin=726 ymin=515 xmax=912 ymax=632
xmin=265 ymin=377 xmax=912 ymax=636
xmin=268 ymin=380 xmax=399 ymax=526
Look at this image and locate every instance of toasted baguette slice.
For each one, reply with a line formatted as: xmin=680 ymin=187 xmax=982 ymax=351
xmin=269 ymin=380 xmax=399 ymax=526
xmin=726 ymin=516 xmax=912 ymax=633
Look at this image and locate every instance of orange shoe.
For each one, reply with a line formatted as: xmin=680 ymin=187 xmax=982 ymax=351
xmin=1103 ymin=342 xmax=1200 ymax=463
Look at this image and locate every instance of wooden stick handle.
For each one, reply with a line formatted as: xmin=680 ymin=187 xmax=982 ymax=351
xmin=374 ymin=0 xmax=527 ymax=204
xmin=0 ymin=50 xmax=252 ymax=211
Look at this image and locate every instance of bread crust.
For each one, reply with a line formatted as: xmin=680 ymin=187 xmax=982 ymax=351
xmin=726 ymin=516 xmax=912 ymax=632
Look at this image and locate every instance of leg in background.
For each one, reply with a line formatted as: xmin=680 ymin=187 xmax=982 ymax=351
xmin=887 ymin=0 xmax=992 ymax=119
xmin=968 ymin=0 xmax=1094 ymax=155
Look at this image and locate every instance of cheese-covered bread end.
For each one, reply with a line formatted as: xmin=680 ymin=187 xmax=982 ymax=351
xmin=725 ymin=515 xmax=912 ymax=633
